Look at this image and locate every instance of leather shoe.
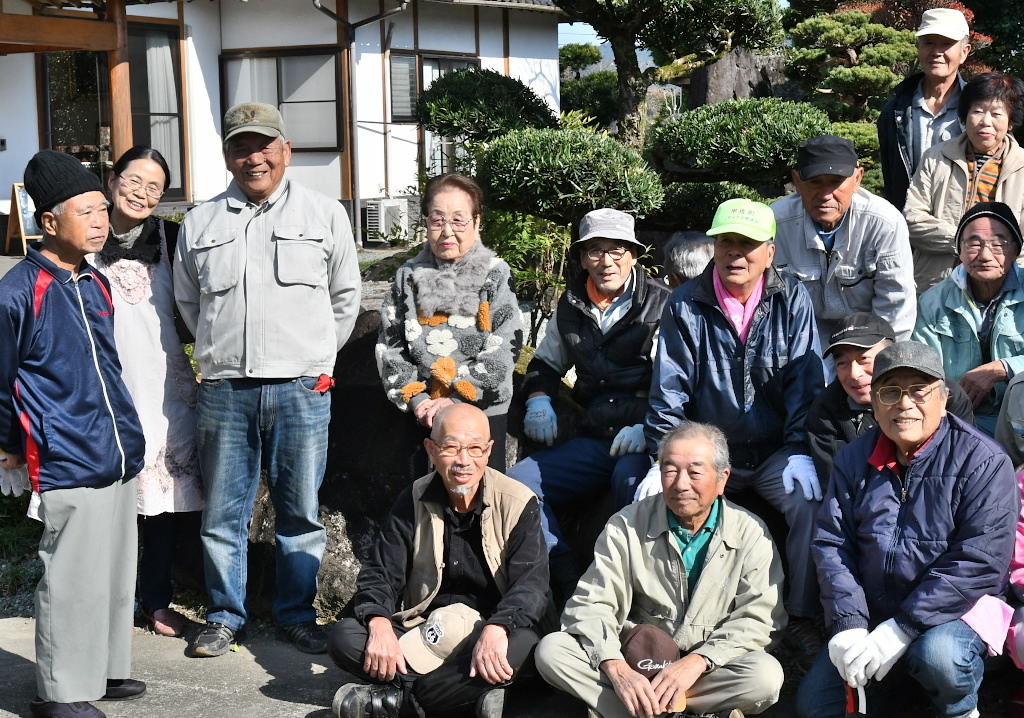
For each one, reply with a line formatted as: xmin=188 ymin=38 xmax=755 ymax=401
xmin=101 ymin=679 xmax=146 ymax=700
xmin=29 ymin=699 xmax=105 ymax=717
xmin=332 ymin=683 xmax=402 ymax=718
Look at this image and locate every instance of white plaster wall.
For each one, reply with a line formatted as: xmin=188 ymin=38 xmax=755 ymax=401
xmin=350 ymin=0 xmax=388 ymax=200
xmin=220 ymin=0 xmax=339 ymax=50
xmin=508 ymin=12 xmax=559 ymax=111
xmin=181 ymin=0 xmax=230 ymax=201
xmin=0 ymin=53 xmax=40 ymax=194
xmin=127 ymin=2 xmax=177 ymax=20
xmin=418 ymin=2 xmax=476 ymax=54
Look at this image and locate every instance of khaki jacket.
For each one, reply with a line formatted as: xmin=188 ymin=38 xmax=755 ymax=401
xmin=560 ymin=495 xmax=786 ymax=670
xmin=904 ymin=133 xmax=1024 ymax=293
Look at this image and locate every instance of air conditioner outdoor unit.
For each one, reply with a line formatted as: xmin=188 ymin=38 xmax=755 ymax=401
xmin=365 ymin=198 xmax=409 ymax=241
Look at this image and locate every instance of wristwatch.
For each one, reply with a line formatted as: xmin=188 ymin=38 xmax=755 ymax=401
xmin=701 ymin=655 xmax=715 ymax=673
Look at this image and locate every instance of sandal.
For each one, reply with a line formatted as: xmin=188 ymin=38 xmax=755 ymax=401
xmin=143 ymin=607 xmax=187 ymax=637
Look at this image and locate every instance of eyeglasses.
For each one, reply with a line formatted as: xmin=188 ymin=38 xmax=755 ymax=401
xmin=875 ymin=383 xmax=941 ymax=405
xmin=584 ymin=246 xmax=629 ymax=262
xmin=426 ymin=213 xmax=474 ymax=232
xmin=117 ymin=175 xmax=164 ymax=200
xmin=431 ymin=441 xmax=492 ymax=457
xmin=962 ymin=239 xmax=1011 ymax=256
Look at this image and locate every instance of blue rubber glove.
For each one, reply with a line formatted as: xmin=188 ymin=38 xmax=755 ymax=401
xmin=609 ymin=424 xmax=645 ymax=456
xmin=524 ymin=395 xmax=557 ymax=446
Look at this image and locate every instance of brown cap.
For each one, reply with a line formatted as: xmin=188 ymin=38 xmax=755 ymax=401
xmin=621 ymin=624 xmax=681 ymax=679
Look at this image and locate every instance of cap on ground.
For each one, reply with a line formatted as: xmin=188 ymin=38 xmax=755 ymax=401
xmin=24 ymin=150 xmax=105 ymax=226
xmin=871 ymin=341 xmax=945 ymax=385
xmin=575 ymin=208 xmax=641 ymax=246
xmin=223 ymin=102 xmax=286 ymax=142
xmin=796 ymin=135 xmax=858 ymax=181
xmin=916 ymin=8 xmax=970 ymax=41
xmin=824 ymin=313 xmax=896 ymax=358
xmin=953 ymin=201 xmax=1023 ymax=254
xmin=706 ymin=198 xmax=776 ymax=243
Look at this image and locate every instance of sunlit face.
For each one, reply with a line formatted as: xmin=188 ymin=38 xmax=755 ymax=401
xmin=660 ymin=437 xmax=728 ymax=533
xmin=424 ymin=406 xmax=492 ymax=502
xmin=224 ymin=132 xmax=291 ymax=204
xmin=965 ymin=98 xmax=1011 ymax=156
xmin=917 ymin=34 xmax=970 ymax=85
xmin=42 ymin=191 xmax=110 ymax=261
xmin=580 ymin=238 xmax=638 ymax=299
xmin=792 ymin=169 xmax=864 ymax=232
xmin=713 ymin=232 xmax=775 ymax=300
xmin=871 ymin=369 xmax=947 ymax=462
xmin=425 ymin=187 xmax=480 ymax=263
xmin=108 ymin=158 xmax=166 ymax=227
xmin=832 ymin=341 xmax=888 ymax=405
xmin=959 ymin=216 xmax=1018 ymax=294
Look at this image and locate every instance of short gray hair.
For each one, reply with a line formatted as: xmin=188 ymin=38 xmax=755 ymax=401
xmin=657 ymin=422 xmax=730 ymax=478
xmin=663 ymin=232 xmax=714 ymax=283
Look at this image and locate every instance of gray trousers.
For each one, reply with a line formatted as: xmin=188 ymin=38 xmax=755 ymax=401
xmin=35 ymin=477 xmax=138 ymax=702
xmin=535 ymin=632 xmax=783 ymax=717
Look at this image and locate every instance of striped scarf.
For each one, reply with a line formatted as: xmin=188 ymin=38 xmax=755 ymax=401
xmin=965 ymin=142 xmax=1004 ymax=207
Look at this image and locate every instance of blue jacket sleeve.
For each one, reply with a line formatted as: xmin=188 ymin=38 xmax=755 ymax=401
xmin=644 ymin=298 xmax=698 ymax=454
xmin=0 ymin=280 xmax=28 ymax=454
xmin=781 ymin=281 xmax=824 ymax=455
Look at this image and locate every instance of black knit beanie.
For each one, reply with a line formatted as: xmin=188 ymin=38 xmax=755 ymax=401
xmin=954 ymin=201 xmax=1023 ymax=254
xmin=24 ymin=150 xmax=105 ymax=227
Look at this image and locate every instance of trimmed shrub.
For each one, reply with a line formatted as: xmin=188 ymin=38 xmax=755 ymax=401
xmin=649 ymin=98 xmax=832 ymax=191
xmin=561 ymin=70 xmax=619 ymax=130
xmin=416 ymin=68 xmax=557 ymax=144
xmin=476 ymin=128 xmax=664 ymax=226
xmin=647 ymin=182 xmax=770 ymax=232
xmin=831 ymin=121 xmax=883 ymax=196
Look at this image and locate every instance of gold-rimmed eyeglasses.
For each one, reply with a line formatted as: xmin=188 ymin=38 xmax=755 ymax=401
xmin=875 ymin=383 xmax=941 ymax=405
xmin=430 ymin=440 xmax=492 ymax=457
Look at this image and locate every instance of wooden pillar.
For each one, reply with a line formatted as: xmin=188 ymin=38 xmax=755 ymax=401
xmin=107 ymin=0 xmax=132 ymax=159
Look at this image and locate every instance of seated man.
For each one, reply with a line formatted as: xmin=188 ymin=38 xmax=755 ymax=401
xmin=662 ymin=231 xmax=714 ymax=288
xmin=535 ymin=422 xmax=786 ymax=718
xmin=328 ymin=404 xmax=548 ymax=718
xmin=772 ymin=134 xmax=916 ymax=343
xmin=807 ymin=313 xmax=975 ymax=485
xmin=798 ymin=341 xmax=1017 ymax=718
xmin=508 ymin=208 xmax=669 ymax=589
xmin=638 ymin=198 xmax=825 ymax=659
xmin=912 ymin=201 xmax=1024 ymax=436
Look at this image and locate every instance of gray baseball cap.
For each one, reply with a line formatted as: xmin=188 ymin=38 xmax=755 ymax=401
xmin=871 ymin=341 xmax=945 ymax=385
xmin=575 ymin=208 xmax=642 ymax=246
xmin=223 ymin=102 xmax=286 ymax=142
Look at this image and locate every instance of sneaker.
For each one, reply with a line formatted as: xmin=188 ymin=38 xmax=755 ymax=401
xmin=28 ymin=699 xmax=105 ymax=717
xmin=100 ymin=679 xmax=146 ymax=700
xmin=475 ymin=688 xmax=505 ymax=718
xmin=191 ymin=622 xmax=237 ymax=657
xmin=332 ymin=683 xmax=403 ymax=718
xmin=783 ymin=616 xmax=823 ymax=671
xmin=277 ymin=621 xmax=328 ymax=654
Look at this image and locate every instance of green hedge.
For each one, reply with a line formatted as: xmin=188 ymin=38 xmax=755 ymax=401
xmin=647 ymin=182 xmax=769 ymax=232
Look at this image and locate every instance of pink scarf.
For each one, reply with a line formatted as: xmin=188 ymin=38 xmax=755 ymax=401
xmin=712 ymin=269 xmax=763 ymax=344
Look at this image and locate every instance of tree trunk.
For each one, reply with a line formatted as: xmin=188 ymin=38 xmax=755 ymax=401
xmin=606 ymin=30 xmax=649 ymax=149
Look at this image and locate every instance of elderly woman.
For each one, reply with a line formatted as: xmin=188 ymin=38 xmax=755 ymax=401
xmin=376 ymin=173 xmax=523 ymax=476
xmin=912 ymin=202 xmax=1024 ymax=436
xmin=88 ymin=146 xmax=203 ymax=637
xmin=905 ymin=72 xmax=1024 ymax=294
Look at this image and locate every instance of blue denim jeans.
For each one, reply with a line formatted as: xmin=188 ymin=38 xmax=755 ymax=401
xmin=796 ymin=619 xmax=986 ymax=718
xmin=506 ymin=437 xmax=650 ymax=558
xmin=197 ymin=377 xmax=330 ymax=631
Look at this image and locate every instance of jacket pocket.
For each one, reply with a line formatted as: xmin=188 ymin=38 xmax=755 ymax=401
xmin=275 ymin=226 xmax=326 ymax=286
xmin=41 ymin=415 xmax=76 ymax=463
xmin=194 ymin=229 xmax=240 ymax=294
xmin=834 ymin=256 xmax=878 ymax=288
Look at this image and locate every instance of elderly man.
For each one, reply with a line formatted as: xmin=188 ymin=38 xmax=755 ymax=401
xmin=638 ymin=198 xmax=824 ymax=661
xmin=536 ymin=422 xmax=785 ymax=718
xmin=0 ymin=151 xmax=147 ymax=718
xmin=327 ymin=404 xmax=548 ymax=718
xmin=798 ymin=341 xmax=1017 ymax=718
xmin=174 ymin=103 xmax=361 ymax=657
xmin=911 ymin=201 xmax=1024 ymax=436
xmin=662 ymin=231 xmax=714 ymax=288
xmin=878 ymin=8 xmax=971 ymax=210
xmin=773 ymin=134 xmax=916 ymax=342
xmin=807 ymin=313 xmax=975 ymax=485
xmin=507 ymin=208 xmax=669 ymax=595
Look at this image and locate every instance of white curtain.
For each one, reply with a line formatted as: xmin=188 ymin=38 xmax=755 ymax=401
xmin=145 ymin=33 xmax=181 ymax=191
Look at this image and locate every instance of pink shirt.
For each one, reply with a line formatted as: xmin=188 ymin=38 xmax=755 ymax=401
xmin=712 ymin=269 xmax=764 ymax=344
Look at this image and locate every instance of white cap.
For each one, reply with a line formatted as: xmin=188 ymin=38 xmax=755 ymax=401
xmin=916 ymin=8 xmax=969 ymax=41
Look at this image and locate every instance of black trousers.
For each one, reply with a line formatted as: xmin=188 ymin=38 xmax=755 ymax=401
xmin=328 ymin=616 xmax=538 ymax=718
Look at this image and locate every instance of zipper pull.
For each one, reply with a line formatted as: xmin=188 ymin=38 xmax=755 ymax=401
xmin=900 ymin=485 xmax=908 ymax=503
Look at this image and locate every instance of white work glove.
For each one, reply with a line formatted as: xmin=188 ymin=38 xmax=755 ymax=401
xmin=524 ymin=395 xmax=557 ymax=446
xmin=844 ymin=618 xmax=912 ymax=687
xmin=633 ymin=462 xmax=663 ymax=502
xmin=782 ymin=454 xmax=822 ymax=502
xmin=0 ymin=462 xmax=30 ymax=497
xmin=27 ymin=491 xmax=42 ymax=522
xmin=610 ymin=424 xmax=646 ymax=456
xmin=827 ymin=627 xmax=869 ymax=684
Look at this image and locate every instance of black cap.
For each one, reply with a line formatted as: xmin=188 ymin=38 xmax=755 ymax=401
xmin=796 ymin=135 xmax=858 ymax=180
xmin=24 ymin=150 xmax=105 ymax=226
xmin=953 ymin=201 xmax=1023 ymax=254
xmin=823 ymin=313 xmax=897 ymax=358
xmin=871 ymin=341 xmax=945 ymax=386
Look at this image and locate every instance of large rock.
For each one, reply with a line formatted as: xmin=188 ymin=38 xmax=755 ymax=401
xmin=688 ymin=47 xmax=802 ymax=107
